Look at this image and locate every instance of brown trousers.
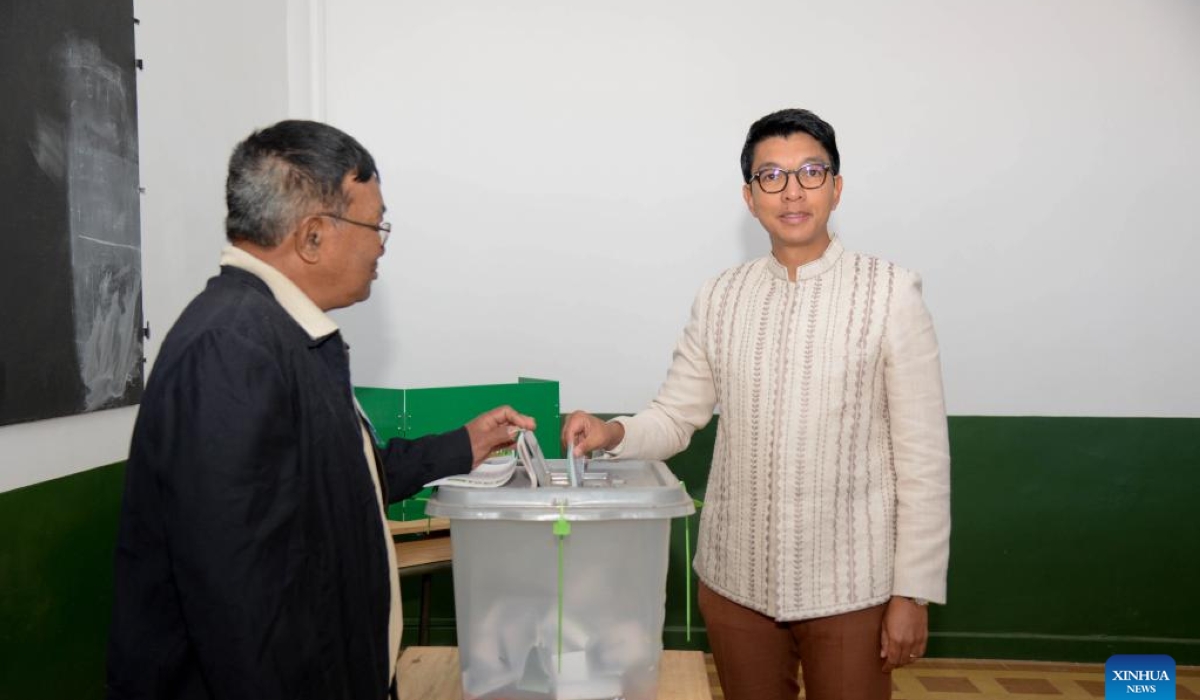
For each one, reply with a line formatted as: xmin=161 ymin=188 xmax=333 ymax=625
xmin=698 ymin=581 xmax=892 ymax=700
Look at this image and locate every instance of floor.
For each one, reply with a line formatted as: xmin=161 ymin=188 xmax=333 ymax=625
xmin=703 ymin=656 xmax=1200 ymax=699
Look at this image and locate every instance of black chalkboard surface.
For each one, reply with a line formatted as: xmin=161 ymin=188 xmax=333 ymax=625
xmin=0 ymin=0 xmax=144 ymax=427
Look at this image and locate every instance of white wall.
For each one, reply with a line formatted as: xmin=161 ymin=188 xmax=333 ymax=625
xmin=0 ymin=0 xmax=297 ymax=492
xmin=322 ymin=0 xmax=1200 ymax=417
xmin=3 ymin=0 xmax=1196 ymax=493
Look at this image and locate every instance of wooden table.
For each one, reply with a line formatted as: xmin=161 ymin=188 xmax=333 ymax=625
xmin=391 ymin=519 xmax=454 ymax=645
xmin=397 ymin=646 xmax=712 ymax=700
xmin=391 ymin=518 xmax=454 ymax=570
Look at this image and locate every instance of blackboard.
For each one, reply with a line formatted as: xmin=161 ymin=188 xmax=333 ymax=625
xmin=0 ymin=0 xmax=144 ymax=427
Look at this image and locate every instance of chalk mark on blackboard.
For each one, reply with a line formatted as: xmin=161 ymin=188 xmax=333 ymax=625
xmin=78 ymin=235 xmax=140 ymax=253
xmin=58 ymin=34 xmax=144 ymax=411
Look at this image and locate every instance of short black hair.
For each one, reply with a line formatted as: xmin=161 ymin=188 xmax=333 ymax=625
xmin=225 ymin=119 xmax=378 ymax=246
xmin=740 ymin=109 xmax=840 ymax=183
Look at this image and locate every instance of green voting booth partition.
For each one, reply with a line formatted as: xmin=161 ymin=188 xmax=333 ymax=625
xmin=354 ymin=377 xmax=561 ymax=520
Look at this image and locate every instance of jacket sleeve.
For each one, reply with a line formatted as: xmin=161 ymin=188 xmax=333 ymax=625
xmin=883 ymin=270 xmax=952 ymax=604
xmin=154 ymin=329 xmax=315 ymax=700
xmin=380 ymin=428 xmax=473 ymax=503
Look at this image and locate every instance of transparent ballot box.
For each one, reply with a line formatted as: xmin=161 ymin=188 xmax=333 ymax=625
xmin=426 ymin=440 xmax=694 ymax=700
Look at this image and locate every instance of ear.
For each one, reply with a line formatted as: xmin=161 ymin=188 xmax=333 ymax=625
xmin=830 ymin=174 xmax=843 ymax=212
xmin=294 ymin=216 xmax=324 ymax=264
xmin=742 ymin=183 xmax=759 ymax=219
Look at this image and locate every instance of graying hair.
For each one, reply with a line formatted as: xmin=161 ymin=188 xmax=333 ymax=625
xmin=225 ymin=120 xmax=378 ymax=247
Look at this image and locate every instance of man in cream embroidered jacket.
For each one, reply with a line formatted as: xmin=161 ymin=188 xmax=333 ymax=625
xmin=609 ymin=236 xmax=949 ymax=620
xmin=563 ymin=109 xmax=950 ymax=690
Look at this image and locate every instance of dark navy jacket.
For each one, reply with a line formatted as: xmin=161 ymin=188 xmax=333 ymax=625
xmin=108 ymin=266 xmax=470 ymax=699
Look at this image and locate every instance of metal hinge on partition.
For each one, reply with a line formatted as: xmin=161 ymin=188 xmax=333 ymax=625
xmin=399 ymin=389 xmax=409 ymax=438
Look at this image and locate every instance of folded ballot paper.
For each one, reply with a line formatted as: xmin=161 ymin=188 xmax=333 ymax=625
xmin=424 ymin=430 xmax=546 ymax=489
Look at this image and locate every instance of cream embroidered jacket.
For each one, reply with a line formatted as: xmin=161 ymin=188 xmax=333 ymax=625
xmin=609 ymin=238 xmax=951 ymax=620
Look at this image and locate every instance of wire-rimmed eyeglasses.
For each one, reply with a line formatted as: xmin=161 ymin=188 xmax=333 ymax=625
xmin=317 ymin=213 xmax=391 ymax=245
xmin=750 ymin=163 xmax=834 ymax=193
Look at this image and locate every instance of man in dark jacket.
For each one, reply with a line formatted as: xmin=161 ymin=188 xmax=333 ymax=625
xmin=107 ymin=120 xmax=534 ymax=699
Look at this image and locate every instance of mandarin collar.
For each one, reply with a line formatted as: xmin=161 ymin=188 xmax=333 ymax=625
xmin=765 ymin=235 xmax=845 ymax=282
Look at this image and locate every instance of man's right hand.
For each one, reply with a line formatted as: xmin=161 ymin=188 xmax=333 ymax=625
xmin=465 ymin=405 xmax=536 ymax=468
xmin=561 ymin=411 xmax=624 ymax=457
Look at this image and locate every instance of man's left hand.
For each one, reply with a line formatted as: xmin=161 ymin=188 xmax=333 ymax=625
xmin=880 ymin=595 xmax=928 ymax=672
xmin=465 ymin=405 xmax=536 ymax=467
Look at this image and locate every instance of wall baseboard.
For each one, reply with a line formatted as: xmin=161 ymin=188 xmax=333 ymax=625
xmin=928 ymin=631 xmax=1200 ymax=663
xmin=402 ymin=623 xmax=1200 ymax=664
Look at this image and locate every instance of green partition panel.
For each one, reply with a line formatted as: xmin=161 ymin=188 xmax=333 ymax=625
xmin=355 ymin=385 xmax=406 ymax=442
xmin=355 ymin=377 xmax=560 ymax=520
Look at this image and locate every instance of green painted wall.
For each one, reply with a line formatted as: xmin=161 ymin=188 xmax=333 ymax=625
xmin=1 ymin=416 xmax=1197 ymax=698
xmin=931 ymin=416 xmax=1200 ymax=661
xmin=0 ymin=461 xmax=124 ymax=700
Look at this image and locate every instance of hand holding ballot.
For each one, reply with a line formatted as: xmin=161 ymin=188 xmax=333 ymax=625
xmin=465 ymin=405 xmax=536 ymax=468
xmin=561 ymin=410 xmax=625 ymax=457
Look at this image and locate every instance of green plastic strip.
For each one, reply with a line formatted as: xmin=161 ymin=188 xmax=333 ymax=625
xmin=685 ymin=511 xmax=692 ymax=642
xmin=680 ymin=482 xmax=705 ymax=643
xmin=553 ymin=503 xmax=571 ymax=671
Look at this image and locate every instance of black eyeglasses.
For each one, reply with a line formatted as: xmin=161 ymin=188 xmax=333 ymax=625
xmin=750 ymin=163 xmax=834 ymax=193
xmin=316 ymin=213 xmax=392 ymax=245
